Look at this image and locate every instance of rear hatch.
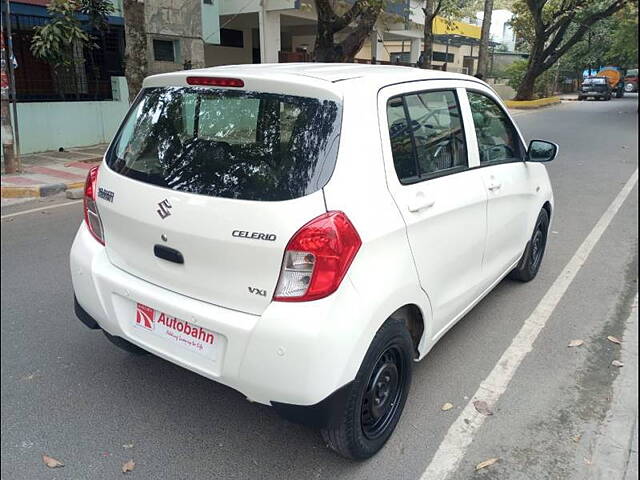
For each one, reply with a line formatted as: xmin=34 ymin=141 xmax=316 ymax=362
xmin=582 ymin=78 xmax=608 ymax=92
xmin=97 ymin=78 xmax=342 ymax=315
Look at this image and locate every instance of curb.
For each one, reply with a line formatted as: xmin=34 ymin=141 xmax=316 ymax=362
xmin=588 ymin=295 xmax=639 ymax=479
xmin=505 ymin=96 xmax=562 ymax=109
xmin=1 ymin=181 xmax=85 ymax=199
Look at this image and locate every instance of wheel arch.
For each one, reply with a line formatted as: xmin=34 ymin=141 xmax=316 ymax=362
xmin=542 ymin=200 xmax=552 ymax=220
xmin=389 ymin=304 xmax=425 ymax=358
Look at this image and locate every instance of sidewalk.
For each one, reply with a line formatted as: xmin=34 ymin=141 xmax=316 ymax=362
xmin=1 ymin=144 xmax=106 ymax=198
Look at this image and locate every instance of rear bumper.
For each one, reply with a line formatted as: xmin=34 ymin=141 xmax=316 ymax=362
xmin=70 ymin=223 xmax=366 ymax=417
xmin=580 ymin=91 xmax=608 ymax=97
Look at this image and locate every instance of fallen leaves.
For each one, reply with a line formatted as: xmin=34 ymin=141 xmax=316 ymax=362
xmin=568 ymin=339 xmax=584 ymax=347
xmin=607 ymin=336 xmax=622 ymax=345
xmin=475 ymin=457 xmax=499 ymax=471
xmin=441 ymin=402 xmax=454 ymax=411
xmin=42 ymin=455 xmax=64 ymax=468
xmin=473 ymin=400 xmax=494 ymax=416
xmin=122 ymin=459 xmax=136 ymax=474
xmin=42 ymin=451 xmax=138 ymax=474
xmin=611 ymin=360 xmax=624 ymax=368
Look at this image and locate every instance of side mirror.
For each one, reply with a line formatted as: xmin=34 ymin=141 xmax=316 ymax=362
xmin=527 ymin=140 xmax=558 ymax=162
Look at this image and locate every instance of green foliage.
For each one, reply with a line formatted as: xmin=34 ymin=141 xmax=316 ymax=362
xmin=504 ymin=59 xmax=557 ymax=97
xmin=606 ymin=4 xmax=639 ymax=68
xmin=79 ymin=0 xmax=114 ymax=33
xmin=30 ymin=0 xmax=89 ymax=67
xmin=459 ymin=0 xmax=516 ymax=18
xmin=30 ymin=0 xmax=113 ymax=66
xmin=539 ymin=2 xmax=637 ymax=75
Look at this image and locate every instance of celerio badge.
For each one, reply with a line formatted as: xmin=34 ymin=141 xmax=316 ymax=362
xmin=157 ymin=199 xmax=172 ymax=219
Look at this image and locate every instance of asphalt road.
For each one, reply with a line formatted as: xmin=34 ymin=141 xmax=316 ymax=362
xmin=1 ymin=95 xmax=638 ymax=480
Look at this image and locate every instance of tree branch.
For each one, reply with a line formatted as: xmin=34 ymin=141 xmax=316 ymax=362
xmin=541 ymin=0 xmax=629 ymax=70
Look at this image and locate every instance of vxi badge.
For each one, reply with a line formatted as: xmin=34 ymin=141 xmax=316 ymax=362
xmin=232 ymin=230 xmax=277 ymax=241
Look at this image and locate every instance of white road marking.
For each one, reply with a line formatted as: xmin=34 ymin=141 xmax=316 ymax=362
xmin=1 ymin=200 xmax=82 ymax=220
xmin=420 ymin=168 xmax=638 ymax=480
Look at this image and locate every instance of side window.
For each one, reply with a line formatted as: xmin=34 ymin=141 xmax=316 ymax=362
xmin=387 ymin=90 xmax=467 ymax=184
xmin=404 ymin=91 xmax=467 ymax=177
xmin=467 ymin=92 xmax=523 ymax=164
xmin=387 ymin=97 xmax=418 ymax=181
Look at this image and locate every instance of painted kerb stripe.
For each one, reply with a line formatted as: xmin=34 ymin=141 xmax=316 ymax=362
xmin=421 ymin=168 xmax=638 ymax=479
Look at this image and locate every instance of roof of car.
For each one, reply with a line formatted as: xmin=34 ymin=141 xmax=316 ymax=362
xmin=145 ymin=63 xmax=485 ymax=91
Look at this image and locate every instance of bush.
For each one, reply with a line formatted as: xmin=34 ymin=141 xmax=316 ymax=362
xmin=504 ymin=60 xmax=557 ymax=99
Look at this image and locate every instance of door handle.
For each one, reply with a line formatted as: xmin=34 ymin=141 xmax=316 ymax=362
xmin=488 ymin=182 xmax=502 ymax=192
xmin=407 ymin=193 xmax=436 ymax=212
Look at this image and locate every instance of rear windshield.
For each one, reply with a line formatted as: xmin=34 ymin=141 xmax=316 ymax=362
xmin=106 ymin=87 xmax=341 ymax=201
xmin=583 ymin=78 xmax=606 ymax=84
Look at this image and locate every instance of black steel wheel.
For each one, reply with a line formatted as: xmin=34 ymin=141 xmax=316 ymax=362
xmin=360 ymin=345 xmax=407 ymax=440
xmin=321 ymin=318 xmax=413 ymax=460
xmin=509 ymin=208 xmax=550 ymax=282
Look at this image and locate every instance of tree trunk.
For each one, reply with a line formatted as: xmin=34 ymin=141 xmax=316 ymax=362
xmin=123 ymin=0 xmax=147 ymax=103
xmin=314 ymin=19 xmax=340 ymax=62
xmin=476 ymin=0 xmax=494 ymax=76
xmin=313 ymin=0 xmax=382 ymax=63
xmin=515 ymin=58 xmax=544 ymax=100
xmin=516 ymin=70 xmax=536 ymax=100
xmin=421 ymin=1 xmax=436 ymax=69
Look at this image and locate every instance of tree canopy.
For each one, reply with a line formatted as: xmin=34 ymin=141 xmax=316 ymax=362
xmin=510 ymin=0 xmax=635 ymax=99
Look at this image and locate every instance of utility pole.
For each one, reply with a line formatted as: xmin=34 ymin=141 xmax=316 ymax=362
xmin=553 ymin=58 xmax=561 ymax=96
xmin=443 ymin=37 xmax=450 ymax=71
xmin=1 ymin=0 xmax=20 ymax=173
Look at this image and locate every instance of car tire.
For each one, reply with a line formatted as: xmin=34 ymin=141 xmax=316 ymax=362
xmin=103 ymin=331 xmax=150 ymax=355
xmin=625 ymin=83 xmax=634 ymax=92
xmin=509 ymin=209 xmax=550 ymax=283
xmin=321 ymin=317 xmax=413 ymax=460
xmin=577 ymin=96 xmax=584 ymax=101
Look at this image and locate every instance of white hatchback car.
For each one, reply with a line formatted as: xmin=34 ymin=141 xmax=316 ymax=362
xmin=70 ymin=64 xmax=557 ymax=459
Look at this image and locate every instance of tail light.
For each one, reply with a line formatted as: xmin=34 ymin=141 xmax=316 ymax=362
xmin=274 ymin=212 xmax=361 ymax=302
xmin=84 ymin=166 xmax=105 ymax=245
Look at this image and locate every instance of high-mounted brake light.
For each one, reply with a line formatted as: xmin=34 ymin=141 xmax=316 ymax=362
xmin=274 ymin=212 xmax=361 ymax=302
xmin=84 ymin=165 xmax=105 ymax=245
xmin=186 ymin=77 xmax=244 ymax=88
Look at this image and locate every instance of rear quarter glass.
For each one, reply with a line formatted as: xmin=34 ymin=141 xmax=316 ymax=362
xmin=106 ymin=87 xmax=343 ymax=202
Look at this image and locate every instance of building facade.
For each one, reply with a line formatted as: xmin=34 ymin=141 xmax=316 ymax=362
xmin=204 ymin=0 xmax=483 ymax=74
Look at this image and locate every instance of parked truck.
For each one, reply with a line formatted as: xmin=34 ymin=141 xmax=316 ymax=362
xmin=624 ymin=68 xmax=638 ymax=92
xmin=596 ymin=66 xmax=626 ymax=98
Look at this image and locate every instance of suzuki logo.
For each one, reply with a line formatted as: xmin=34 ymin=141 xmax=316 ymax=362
xmin=157 ymin=199 xmax=172 ymax=219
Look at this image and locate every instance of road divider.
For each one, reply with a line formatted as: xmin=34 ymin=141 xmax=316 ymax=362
xmin=1 ymin=182 xmax=84 ymax=199
xmin=505 ymin=97 xmax=561 ymax=109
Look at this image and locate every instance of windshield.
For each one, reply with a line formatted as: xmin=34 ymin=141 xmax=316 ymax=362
xmin=106 ymin=87 xmax=342 ymax=201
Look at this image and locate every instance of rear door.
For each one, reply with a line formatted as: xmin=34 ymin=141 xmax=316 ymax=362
xmin=379 ymin=81 xmax=488 ymax=336
xmin=97 ymin=84 xmax=342 ymax=316
xmin=465 ymin=89 xmax=536 ymax=284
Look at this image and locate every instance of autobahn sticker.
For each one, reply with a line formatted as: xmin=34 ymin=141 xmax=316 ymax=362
xmin=134 ymin=303 xmax=217 ymax=358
